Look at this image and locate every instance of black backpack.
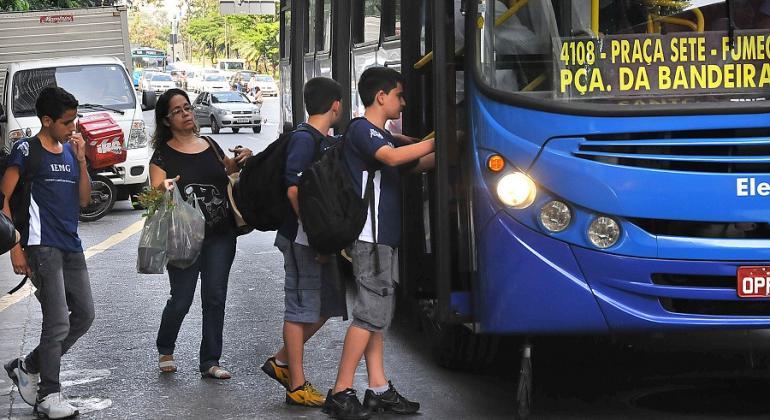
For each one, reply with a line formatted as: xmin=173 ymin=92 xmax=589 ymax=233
xmin=1 ymin=137 xmax=42 ymax=294
xmin=297 ymin=118 xmax=376 ymax=255
xmin=233 ymin=126 xmax=323 ymax=231
xmin=0 ymin=137 xmax=42 ymax=243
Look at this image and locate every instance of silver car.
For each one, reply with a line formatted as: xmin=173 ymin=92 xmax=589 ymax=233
xmin=193 ymin=91 xmax=262 ymax=134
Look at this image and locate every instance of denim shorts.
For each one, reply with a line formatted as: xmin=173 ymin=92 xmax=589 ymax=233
xmin=347 ymin=240 xmax=398 ymax=332
xmin=275 ymin=234 xmax=347 ymax=323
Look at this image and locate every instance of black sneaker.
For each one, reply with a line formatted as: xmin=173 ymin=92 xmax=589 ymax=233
xmin=323 ymin=388 xmax=371 ymax=420
xmin=363 ymin=381 xmax=420 ymax=415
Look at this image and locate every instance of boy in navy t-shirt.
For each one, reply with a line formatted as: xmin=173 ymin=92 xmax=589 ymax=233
xmin=2 ymin=87 xmax=94 ymax=419
xmin=324 ymin=67 xmax=435 ymax=420
xmin=262 ymin=77 xmax=347 ymax=407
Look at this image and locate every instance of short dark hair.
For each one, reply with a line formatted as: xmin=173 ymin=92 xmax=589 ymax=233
xmin=304 ymin=77 xmax=342 ymax=115
xmin=152 ymin=88 xmax=195 ymax=149
xmin=357 ymin=67 xmax=405 ymax=107
xmin=35 ymin=86 xmax=78 ymax=121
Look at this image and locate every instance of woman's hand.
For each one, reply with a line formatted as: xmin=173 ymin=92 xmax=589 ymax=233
xmin=163 ymin=176 xmax=181 ymax=191
xmin=229 ymin=147 xmax=253 ymax=167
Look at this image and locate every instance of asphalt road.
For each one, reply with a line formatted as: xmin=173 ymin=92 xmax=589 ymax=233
xmin=1 ymin=95 xmax=770 ymax=419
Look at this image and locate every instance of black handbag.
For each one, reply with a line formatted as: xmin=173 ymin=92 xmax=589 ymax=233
xmin=0 ymin=207 xmax=19 ymax=256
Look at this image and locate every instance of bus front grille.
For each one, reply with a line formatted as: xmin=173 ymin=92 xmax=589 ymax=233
xmin=652 ymin=274 xmax=735 ymax=288
xmin=630 ymin=219 xmax=770 ymax=239
xmin=573 ymin=128 xmax=770 ymax=173
xmin=660 ymin=298 xmax=770 ymax=316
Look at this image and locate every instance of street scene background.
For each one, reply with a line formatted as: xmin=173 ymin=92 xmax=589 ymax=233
xmin=1 ymin=97 xmax=770 ymax=419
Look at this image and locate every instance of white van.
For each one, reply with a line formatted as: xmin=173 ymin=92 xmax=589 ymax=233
xmin=0 ymin=56 xmax=156 ymax=220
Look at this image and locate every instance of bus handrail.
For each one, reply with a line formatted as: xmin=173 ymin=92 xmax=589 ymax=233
xmin=643 ymin=0 xmax=704 ymax=32
xmin=521 ymin=74 xmax=547 ymax=92
xmin=657 ymin=16 xmax=699 ymax=31
xmin=414 ymin=0 xmax=529 ymax=70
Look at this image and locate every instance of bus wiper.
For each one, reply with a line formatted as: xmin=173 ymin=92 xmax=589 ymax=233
xmin=726 ymin=0 xmax=736 ymax=49
xmin=79 ymin=103 xmax=125 ymax=115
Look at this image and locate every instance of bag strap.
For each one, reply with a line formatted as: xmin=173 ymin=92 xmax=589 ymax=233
xmin=363 ymin=171 xmax=380 ymax=273
xmin=25 ymin=137 xmax=43 ymax=182
xmin=6 ymin=275 xmax=28 ymax=295
xmin=202 ymin=136 xmax=226 ymax=170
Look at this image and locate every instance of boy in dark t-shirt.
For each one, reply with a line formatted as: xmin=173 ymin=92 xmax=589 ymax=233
xmin=324 ymin=67 xmax=435 ymax=420
xmin=262 ymin=77 xmax=347 ymax=407
xmin=2 ymin=87 xmax=94 ymax=419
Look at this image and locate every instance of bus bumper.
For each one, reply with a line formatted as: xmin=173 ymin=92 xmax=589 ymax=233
xmin=476 ymin=211 xmax=770 ymax=334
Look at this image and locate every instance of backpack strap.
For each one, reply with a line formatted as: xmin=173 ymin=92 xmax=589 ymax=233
xmin=363 ymin=171 xmax=380 ymax=273
xmin=294 ymin=124 xmax=328 ymax=162
xmin=25 ymin=137 xmax=43 ymax=182
xmin=15 ymin=137 xmax=42 ymax=240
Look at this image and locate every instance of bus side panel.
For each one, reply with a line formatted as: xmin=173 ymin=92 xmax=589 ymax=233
xmin=474 ymin=209 xmax=609 ymax=334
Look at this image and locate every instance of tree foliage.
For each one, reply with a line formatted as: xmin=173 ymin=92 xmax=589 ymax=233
xmin=0 ymin=0 xmax=113 ymax=11
xmin=128 ymin=10 xmax=170 ymax=50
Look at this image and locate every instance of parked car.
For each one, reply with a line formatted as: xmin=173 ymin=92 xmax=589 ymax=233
xmin=253 ymin=74 xmax=278 ymax=96
xmin=193 ymin=91 xmax=262 ymax=134
xmin=199 ymin=74 xmax=229 ymax=92
xmin=137 ymin=69 xmax=162 ymax=92
xmin=183 ymin=70 xmax=198 ymax=91
xmin=146 ymin=73 xmax=176 ymax=96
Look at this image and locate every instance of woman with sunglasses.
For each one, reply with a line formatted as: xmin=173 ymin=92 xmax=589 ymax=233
xmin=148 ymin=89 xmax=252 ymax=379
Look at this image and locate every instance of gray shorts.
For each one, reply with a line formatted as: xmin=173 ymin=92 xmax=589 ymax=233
xmin=348 ymin=240 xmax=398 ymax=332
xmin=276 ymin=234 xmax=347 ymax=324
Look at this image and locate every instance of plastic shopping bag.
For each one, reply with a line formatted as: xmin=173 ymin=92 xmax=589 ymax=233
xmin=166 ymin=184 xmax=206 ymax=269
xmin=136 ymin=191 xmax=171 ymax=274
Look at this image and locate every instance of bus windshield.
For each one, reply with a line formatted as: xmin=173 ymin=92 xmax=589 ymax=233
xmin=12 ymin=64 xmax=136 ymax=117
xmin=476 ymin=0 xmax=770 ymax=107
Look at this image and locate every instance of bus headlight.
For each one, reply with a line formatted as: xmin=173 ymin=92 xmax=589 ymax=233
xmin=588 ymin=216 xmax=621 ymax=249
xmin=496 ymin=172 xmax=536 ymax=209
xmin=540 ymin=201 xmax=571 ymax=232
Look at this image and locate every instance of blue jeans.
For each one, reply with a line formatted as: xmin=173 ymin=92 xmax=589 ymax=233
xmin=156 ymin=230 xmax=237 ymax=372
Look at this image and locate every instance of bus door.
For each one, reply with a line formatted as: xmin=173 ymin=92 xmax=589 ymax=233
xmin=279 ymin=0 xmax=294 ymax=128
xmin=399 ymin=0 xmax=474 ymax=327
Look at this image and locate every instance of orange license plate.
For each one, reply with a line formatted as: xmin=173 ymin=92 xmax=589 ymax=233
xmin=737 ymin=266 xmax=770 ymax=298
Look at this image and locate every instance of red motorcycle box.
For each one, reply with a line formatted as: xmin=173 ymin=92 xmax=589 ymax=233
xmin=77 ymin=112 xmax=126 ymax=169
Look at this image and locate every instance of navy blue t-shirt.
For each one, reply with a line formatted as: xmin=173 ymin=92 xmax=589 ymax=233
xmin=342 ymin=119 xmax=416 ymax=248
xmin=277 ymin=124 xmax=336 ymax=245
xmin=9 ymin=137 xmax=82 ymax=252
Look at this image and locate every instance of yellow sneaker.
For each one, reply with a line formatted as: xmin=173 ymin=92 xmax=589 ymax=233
xmin=261 ymin=357 xmax=290 ymax=389
xmin=286 ymin=381 xmax=326 ymax=407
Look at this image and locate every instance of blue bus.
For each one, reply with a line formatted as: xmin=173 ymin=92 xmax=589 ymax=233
xmin=280 ymin=0 xmax=770 ymax=414
xmin=131 ymin=47 xmax=167 ymax=72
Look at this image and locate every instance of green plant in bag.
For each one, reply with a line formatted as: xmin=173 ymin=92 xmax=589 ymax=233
xmin=137 ymin=186 xmax=174 ymax=218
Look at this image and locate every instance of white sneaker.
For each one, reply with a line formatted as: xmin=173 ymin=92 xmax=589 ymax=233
xmin=3 ymin=357 xmax=39 ymax=406
xmin=34 ymin=392 xmax=79 ymax=419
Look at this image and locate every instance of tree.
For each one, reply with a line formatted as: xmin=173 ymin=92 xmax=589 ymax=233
xmin=1 ymin=0 xmax=106 ymax=11
xmin=230 ymin=15 xmax=279 ymax=73
xmin=187 ymin=15 xmax=225 ymax=63
xmin=128 ymin=10 xmax=170 ymax=50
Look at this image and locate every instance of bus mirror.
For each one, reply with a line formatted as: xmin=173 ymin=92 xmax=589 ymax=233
xmin=142 ymin=90 xmax=157 ymax=111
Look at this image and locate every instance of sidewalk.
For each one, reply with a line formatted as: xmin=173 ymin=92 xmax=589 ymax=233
xmin=0 ymin=256 xmax=40 ymax=419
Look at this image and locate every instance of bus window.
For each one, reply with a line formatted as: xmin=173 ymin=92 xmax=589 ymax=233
xmin=305 ymin=0 xmax=317 ymax=53
xmin=281 ymin=8 xmax=291 ymax=59
xmin=353 ymin=0 xmax=382 ymax=44
xmin=321 ymin=0 xmax=332 ymax=51
xmin=476 ymin=0 xmax=770 ymax=107
xmin=383 ymin=0 xmax=400 ymax=38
